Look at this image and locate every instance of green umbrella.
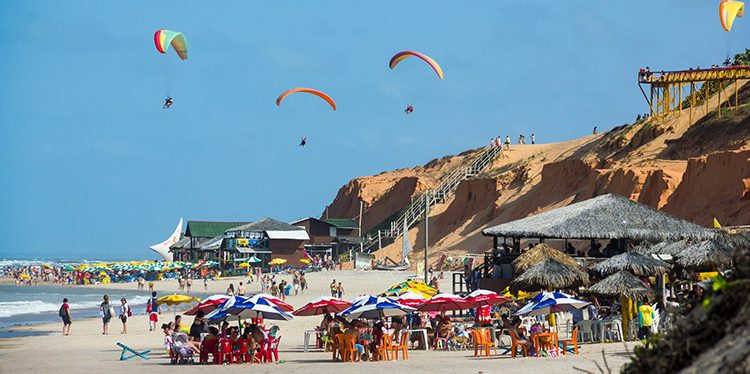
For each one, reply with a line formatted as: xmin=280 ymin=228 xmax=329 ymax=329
xmin=62 ymin=265 xmax=76 ymax=271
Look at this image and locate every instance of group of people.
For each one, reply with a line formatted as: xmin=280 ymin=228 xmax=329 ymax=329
xmin=329 ymin=279 xmax=345 ymax=298
xmin=490 ymin=134 xmax=536 ymax=149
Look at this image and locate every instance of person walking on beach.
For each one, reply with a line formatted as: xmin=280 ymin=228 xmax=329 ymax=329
xmin=504 ymin=136 xmax=510 ymax=150
xmin=203 ymin=275 xmax=208 ymax=291
xmin=119 ymin=297 xmax=131 ymax=334
xmin=336 ymin=282 xmax=344 ymax=299
xmin=59 ymin=298 xmax=72 ymax=335
xmin=638 ymin=298 xmax=655 ymax=347
xmin=237 ymin=282 xmax=246 ymax=296
xmin=148 ymin=281 xmax=154 ymax=293
xmin=100 ymin=295 xmax=113 ymax=335
xmin=293 ymin=276 xmax=300 ymax=296
xmin=226 ymin=283 xmax=235 ymax=296
xmin=147 ymin=291 xmax=160 ymax=331
xmin=330 ymin=279 xmax=337 ymax=297
xmin=186 ymin=277 xmax=192 ymax=293
xmin=300 ymin=273 xmax=307 ymax=294
xmin=531 ymin=133 xmax=535 ymax=144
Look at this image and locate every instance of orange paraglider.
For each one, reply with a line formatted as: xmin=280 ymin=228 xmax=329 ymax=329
xmin=276 ymin=88 xmax=337 ymax=111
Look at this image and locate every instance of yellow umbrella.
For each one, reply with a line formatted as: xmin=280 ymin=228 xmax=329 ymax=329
xmin=76 ymin=264 xmax=89 ymax=271
xmin=268 ymin=258 xmax=287 ymax=266
xmin=41 ymin=264 xmax=52 ymax=269
xmin=156 ymin=294 xmax=200 ymax=306
xmin=237 ymin=262 xmax=251 ymax=268
xmin=299 ymin=258 xmax=311 ymax=264
xmin=20 ymin=274 xmax=30 ymax=279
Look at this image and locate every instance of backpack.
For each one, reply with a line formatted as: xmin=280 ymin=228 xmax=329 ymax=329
xmin=59 ymin=305 xmax=66 ymax=317
xmin=146 ymin=300 xmax=153 ymax=313
xmin=127 ymin=305 xmax=132 ymax=317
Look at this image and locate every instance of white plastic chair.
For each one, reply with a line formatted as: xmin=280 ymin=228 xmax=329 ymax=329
xmin=575 ymin=320 xmax=595 ymax=343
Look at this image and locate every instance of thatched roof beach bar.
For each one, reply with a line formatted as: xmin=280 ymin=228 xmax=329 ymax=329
xmin=482 ymin=194 xmax=717 ymax=242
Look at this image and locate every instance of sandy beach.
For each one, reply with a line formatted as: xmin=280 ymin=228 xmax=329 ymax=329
xmin=0 ymin=270 xmax=637 ymax=373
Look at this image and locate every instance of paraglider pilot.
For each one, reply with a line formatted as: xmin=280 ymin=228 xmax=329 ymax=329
xmin=163 ymin=97 xmax=173 ymax=109
xmin=405 ymin=105 xmax=414 ymax=114
xmin=299 ymin=137 xmax=307 ymax=147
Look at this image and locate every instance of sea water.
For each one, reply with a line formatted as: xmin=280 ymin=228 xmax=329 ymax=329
xmin=0 ymin=285 xmax=152 ymax=333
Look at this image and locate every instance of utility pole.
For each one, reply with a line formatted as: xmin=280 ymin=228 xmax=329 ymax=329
xmin=424 ymin=192 xmax=429 ymax=283
xmin=359 ymin=200 xmax=364 ymax=252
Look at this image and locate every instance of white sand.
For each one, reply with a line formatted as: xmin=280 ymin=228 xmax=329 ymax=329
xmin=0 ymin=270 xmax=637 ymax=373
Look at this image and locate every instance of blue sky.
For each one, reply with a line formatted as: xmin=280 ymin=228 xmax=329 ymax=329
xmin=0 ymin=1 xmax=743 ymax=260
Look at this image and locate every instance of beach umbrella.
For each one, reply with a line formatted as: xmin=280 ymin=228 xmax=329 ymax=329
xmin=463 ymin=289 xmax=510 ymax=307
xmin=676 ymin=239 xmax=734 ymax=270
xmin=183 ymin=295 xmax=230 ymax=316
xmin=157 ymin=294 xmax=200 ymax=306
xmin=589 ymin=271 xmax=655 ymax=300
xmin=514 ymin=291 xmax=589 ymax=317
xmin=416 ymin=293 xmax=473 ymax=313
xmin=591 ymin=251 xmax=670 ymax=276
xmin=512 ymin=243 xmax=581 ymax=273
xmin=268 ymin=258 xmax=287 ymax=266
xmin=395 ymin=291 xmax=428 ymax=307
xmin=499 ymin=287 xmax=533 ymax=301
xmin=299 ymin=258 xmax=311 ymax=265
xmin=383 ymin=280 xmax=437 ymax=299
xmin=225 ymin=297 xmax=294 ymax=321
xmin=293 ymin=296 xmax=352 ymax=316
xmin=340 ymin=296 xmax=415 ymax=320
xmin=247 ymin=256 xmax=261 ymax=263
xmin=246 ymin=293 xmax=294 ymax=312
xmin=237 ymin=262 xmax=251 ymax=269
xmin=511 ymin=258 xmax=590 ymax=292
xmin=62 ymin=265 xmax=76 ymax=271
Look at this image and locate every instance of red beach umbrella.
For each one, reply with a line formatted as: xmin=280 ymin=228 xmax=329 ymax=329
xmin=293 ymin=296 xmax=352 ymax=316
xmin=395 ymin=291 xmax=428 ymax=308
xmin=416 ymin=293 xmax=473 ymax=313
xmin=463 ymin=289 xmax=509 ymax=307
xmin=184 ymin=294 xmax=229 ymax=316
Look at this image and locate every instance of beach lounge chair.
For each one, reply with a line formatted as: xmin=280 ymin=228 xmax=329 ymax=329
xmin=116 ymin=342 xmax=151 ymax=361
xmin=559 ymin=326 xmax=579 ymax=355
xmin=391 ymin=331 xmax=409 ymax=360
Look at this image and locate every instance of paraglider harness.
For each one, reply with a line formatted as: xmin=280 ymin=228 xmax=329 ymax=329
xmin=163 ymin=97 xmax=173 ymax=109
xmin=405 ymin=105 xmax=414 ymax=114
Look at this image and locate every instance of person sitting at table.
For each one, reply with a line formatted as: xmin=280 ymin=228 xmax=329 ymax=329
xmin=436 ymin=315 xmax=455 ymax=344
xmin=391 ymin=315 xmax=405 ymax=338
xmin=505 ymin=316 xmax=534 ymax=355
xmin=370 ymin=321 xmax=386 ymax=360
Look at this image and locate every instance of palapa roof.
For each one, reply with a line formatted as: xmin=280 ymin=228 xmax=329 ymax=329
xmin=513 ymin=243 xmax=581 ymax=273
xmin=634 ymin=240 xmax=688 ymax=256
xmin=482 ymin=194 xmax=717 ymax=242
xmin=676 ymin=239 xmax=734 ymax=270
xmin=590 ymin=251 xmax=670 ymax=276
xmin=589 ymin=271 xmax=655 ymax=300
xmin=511 ymin=258 xmax=590 ymax=292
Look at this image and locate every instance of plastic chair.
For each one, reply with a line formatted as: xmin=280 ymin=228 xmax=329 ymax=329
xmin=265 ymin=336 xmax=280 ymax=363
xmin=472 ymin=329 xmax=490 ymax=357
xmin=331 ymin=334 xmax=343 ymax=361
xmin=377 ymin=334 xmax=393 ymax=361
xmin=434 ymin=331 xmax=449 ymax=350
xmin=576 ymin=320 xmax=595 ymax=343
xmin=339 ymin=335 xmax=357 ymax=362
xmin=217 ymin=339 xmax=233 ymax=365
xmin=482 ymin=329 xmax=498 ymax=355
xmin=509 ymin=330 xmax=529 ymax=358
xmin=233 ymin=339 xmax=252 ymax=363
xmin=391 ymin=331 xmax=409 ymax=360
xmin=199 ymin=338 xmax=218 ymax=364
xmin=560 ymin=326 xmax=579 ymax=355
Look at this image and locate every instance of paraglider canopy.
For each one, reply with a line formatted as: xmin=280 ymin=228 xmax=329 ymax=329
xmin=389 ymin=51 xmax=444 ymax=80
xmin=720 ymin=0 xmax=745 ymax=32
xmin=276 ymin=88 xmax=337 ymax=111
xmin=154 ymin=29 xmax=188 ymax=60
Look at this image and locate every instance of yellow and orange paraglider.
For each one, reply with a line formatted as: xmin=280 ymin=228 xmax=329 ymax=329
xmin=720 ymin=0 xmax=745 ymax=32
xmin=389 ymin=51 xmax=444 ymax=80
xmin=154 ymin=29 xmax=188 ymax=60
xmin=276 ymin=88 xmax=337 ymax=111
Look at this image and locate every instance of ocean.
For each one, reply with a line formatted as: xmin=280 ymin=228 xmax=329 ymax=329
xmin=0 ymin=285 xmax=152 ymax=336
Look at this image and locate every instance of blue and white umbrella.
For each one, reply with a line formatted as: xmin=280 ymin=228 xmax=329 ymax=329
xmin=514 ymin=291 xmax=589 ymax=317
xmin=205 ymin=296 xmax=248 ymax=322
xmin=339 ymin=295 xmax=415 ymax=320
xmin=225 ymin=296 xmax=294 ymax=321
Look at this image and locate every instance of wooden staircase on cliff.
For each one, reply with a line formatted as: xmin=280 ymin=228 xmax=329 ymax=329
xmin=361 ymin=145 xmax=503 ymax=253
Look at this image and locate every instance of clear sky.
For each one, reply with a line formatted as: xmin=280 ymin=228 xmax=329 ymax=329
xmin=0 ymin=1 xmax=744 ymax=260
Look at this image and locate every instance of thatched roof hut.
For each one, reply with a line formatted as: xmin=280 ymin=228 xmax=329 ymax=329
xmin=513 ymin=243 xmax=581 ymax=273
xmin=590 ymin=251 xmax=670 ymax=276
xmin=589 ymin=271 xmax=655 ymax=300
xmin=634 ymin=240 xmax=687 ymax=256
xmin=511 ymin=258 xmax=590 ymax=292
xmin=482 ymin=194 xmax=716 ymax=241
xmin=676 ymin=239 xmax=734 ymax=270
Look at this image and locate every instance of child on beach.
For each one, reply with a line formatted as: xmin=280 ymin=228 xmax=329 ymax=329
xmin=59 ymin=298 xmax=71 ymax=335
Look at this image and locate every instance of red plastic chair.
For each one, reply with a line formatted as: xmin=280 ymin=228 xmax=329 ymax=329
xmin=217 ymin=339 xmax=233 ymax=365
xmin=199 ymin=339 xmax=219 ymax=364
xmin=266 ymin=336 xmax=280 ymax=363
xmin=233 ymin=339 xmax=252 ymax=364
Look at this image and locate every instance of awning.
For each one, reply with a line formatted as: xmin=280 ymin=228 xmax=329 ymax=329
xmin=266 ymin=230 xmax=310 ymax=240
xmin=237 ymin=247 xmax=271 ymax=254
